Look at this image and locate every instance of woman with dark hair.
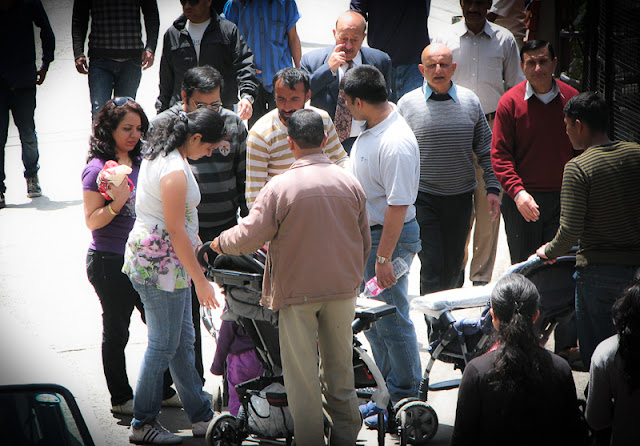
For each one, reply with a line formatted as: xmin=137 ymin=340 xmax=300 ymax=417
xmin=451 ymin=273 xmax=583 ymax=446
xmin=82 ymin=97 xmax=181 ymax=417
xmin=123 ymin=107 xmax=224 ymax=444
xmin=586 ymin=280 xmax=640 ymax=445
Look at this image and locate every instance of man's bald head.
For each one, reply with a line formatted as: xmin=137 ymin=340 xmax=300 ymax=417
xmin=333 ymin=11 xmax=367 ymax=61
xmin=419 ymin=43 xmax=457 ymax=94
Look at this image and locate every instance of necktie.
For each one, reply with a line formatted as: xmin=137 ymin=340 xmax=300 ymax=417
xmin=334 ymin=61 xmax=354 ymax=142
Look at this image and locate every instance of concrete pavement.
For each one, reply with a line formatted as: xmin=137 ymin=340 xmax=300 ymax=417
xmin=0 ymin=1 xmax=587 ymax=445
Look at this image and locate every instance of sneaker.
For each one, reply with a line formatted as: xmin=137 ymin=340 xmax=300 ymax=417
xmin=26 ymin=176 xmax=41 ymax=198
xmin=359 ymin=401 xmax=386 ymax=418
xmin=364 ymin=410 xmax=388 ymax=431
xmin=129 ymin=420 xmax=182 ymax=445
xmin=111 ymin=399 xmax=134 ymax=416
xmin=161 ymin=393 xmax=182 ymax=408
xmin=191 ymin=419 xmax=211 ymax=437
xmin=0 ymin=191 xmax=5 ymax=209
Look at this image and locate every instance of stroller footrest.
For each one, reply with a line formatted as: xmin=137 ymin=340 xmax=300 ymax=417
xmin=428 ymin=379 xmax=461 ymax=391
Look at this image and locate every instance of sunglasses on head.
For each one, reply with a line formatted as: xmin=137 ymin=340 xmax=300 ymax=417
xmin=112 ymin=97 xmax=135 ymax=107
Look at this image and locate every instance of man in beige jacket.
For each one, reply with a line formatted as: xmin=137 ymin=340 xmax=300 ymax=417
xmin=211 ymin=109 xmax=370 ymax=445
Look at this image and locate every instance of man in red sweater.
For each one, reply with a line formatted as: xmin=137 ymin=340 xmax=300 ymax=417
xmin=491 ymin=40 xmax=578 ymax=265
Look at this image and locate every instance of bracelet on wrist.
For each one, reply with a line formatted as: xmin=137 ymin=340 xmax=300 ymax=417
xmin=107 ymin=203 xmax=119 ymax=216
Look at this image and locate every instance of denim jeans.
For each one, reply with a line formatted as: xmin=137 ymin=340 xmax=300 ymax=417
xmin=130 ymin=281 xmax=213 ymax=427
xmin=363 ymin=220 xmax=422 ymax=404
xmin=88 ymin=58 xmax=142 ymax=118
xmin=574 ymin=264 xmax=637 ymax=368
xmin=391 ymin=64 xmax=425 ymax=103
xmin=0 ymin=85 xmax=39 ymax=192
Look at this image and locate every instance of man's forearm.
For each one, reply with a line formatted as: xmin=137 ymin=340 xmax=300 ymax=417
xmin=377 ymin=205 xmax=409 ymax=257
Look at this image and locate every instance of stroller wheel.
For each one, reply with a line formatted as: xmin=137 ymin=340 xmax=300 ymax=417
xmin=206 ymin=413 xmax=240 ymax=446
xmin=393 ymin=397 xmax=419 ymax=414
xmin=396 ymin=401 xmax=438 ymax=445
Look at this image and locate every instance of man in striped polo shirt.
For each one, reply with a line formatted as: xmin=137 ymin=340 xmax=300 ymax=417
xmin=245 ymin=67 xmax=348 ymax=209
xmin=398 ymin=43 xmax=501 ymax=295
xmin=537 ymin=92 xmax=640 ymax=368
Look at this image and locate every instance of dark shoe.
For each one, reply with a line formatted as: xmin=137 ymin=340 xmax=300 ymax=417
xmin=473 ymin=281 xmax=488 ymax=287
xmin=364 ymin=410 xmax=388 ymax=430
xmin=26 ymin=176 xmax=41 ymax=198
xmin=0 ymin=192 xmax=5 ymax=209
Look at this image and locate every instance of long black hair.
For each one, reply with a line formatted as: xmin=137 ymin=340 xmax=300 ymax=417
xmin=145 ymin=108 xmax=226 ymax=161
xmin=88 ymin=98 xmax=149 ymax=165
xmin=612 ymin=279 xmax=640 ymax=390
xmin=487 ymin=273 xmax=550 ymax=393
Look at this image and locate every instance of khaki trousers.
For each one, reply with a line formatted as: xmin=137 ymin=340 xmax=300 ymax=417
xmin=279 ymin=297 xmax=361 ymax=446
xmin=462 ymin=115 xmax=501 ymax=283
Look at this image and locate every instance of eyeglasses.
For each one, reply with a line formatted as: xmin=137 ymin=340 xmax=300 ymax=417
xmin=193 ymin=100 xmax=223 ymax=112
xmin=180 ymin=0 xmax=200 ymax=5
xmin=112 ymin=97 xmax=134 ymax=107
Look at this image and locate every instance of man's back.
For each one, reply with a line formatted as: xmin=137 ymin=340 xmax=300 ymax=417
xmin=554 ymin=141 xmax=640 ymax=265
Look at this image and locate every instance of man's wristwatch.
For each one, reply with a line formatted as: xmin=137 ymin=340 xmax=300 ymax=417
xmin=376 ymin=255 xmax=392 ymax=264
xmin=241 ymin=94 xmax=254 ymax=104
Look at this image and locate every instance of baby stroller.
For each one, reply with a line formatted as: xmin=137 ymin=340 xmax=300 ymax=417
xmin=410 ymin=251 xmax=578 ymax=401
xmin=198 ymin=244 xmax=439 ymax=446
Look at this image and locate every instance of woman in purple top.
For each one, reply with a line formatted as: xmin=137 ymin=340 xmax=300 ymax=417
xmin=82 ymin=98 xmax=177 ymax=416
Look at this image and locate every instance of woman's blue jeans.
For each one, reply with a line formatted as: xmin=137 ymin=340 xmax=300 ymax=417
xmin=130 ymin=281 xmax=212 ymax=427
xmin=363 ymin=220 xmax=422 ymax=404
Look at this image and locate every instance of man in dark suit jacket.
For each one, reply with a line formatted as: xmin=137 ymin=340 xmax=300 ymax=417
xmin=301 ymin=10 xmax=392 ymax=153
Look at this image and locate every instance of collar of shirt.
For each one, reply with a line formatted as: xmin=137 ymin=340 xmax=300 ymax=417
xmin=361 ymin=103 xmax=400 ymax=137
xmin=338 ymin=51 xmax=363 ymax=80
xmin=524 ymin=79 xmax=560 ymax=104
xmin=423 ymin=81 xmax=459 ymax=103
xmin=290 ymin=152 xmax=331 ymax=169
xmin=453 ymin=19 xmax=496 ymax=39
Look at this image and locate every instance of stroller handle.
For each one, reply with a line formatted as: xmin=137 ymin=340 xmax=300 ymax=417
xmin=197 ymin=241 xmax=215 ymax=269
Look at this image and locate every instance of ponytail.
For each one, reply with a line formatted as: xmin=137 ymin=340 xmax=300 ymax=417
xmin=487 ymin=274 xmax=549 ymax=393
xmin=146 ymin=108 xmax=226 ymax=160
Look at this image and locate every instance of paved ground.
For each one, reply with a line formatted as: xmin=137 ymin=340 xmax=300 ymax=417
xmin=0 ymin=1 xmax=588 ymax=445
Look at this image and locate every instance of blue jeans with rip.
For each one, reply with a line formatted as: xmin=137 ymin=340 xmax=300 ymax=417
xmin=363 ymin=220 xmax=422 ymax=404
xmin=574 ymin=264 xmax=638 ymax=368
xmin=130 ymin=281 xmax=213 ymax=427
xmin=88 ymin=58 xmax=142 ymax=119
xmin=0 ymin=85 xmax=39 ymax=192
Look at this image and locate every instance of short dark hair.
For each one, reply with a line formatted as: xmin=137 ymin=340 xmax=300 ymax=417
xmin=563 ymin=92 xmax=609 ymax=134
xmin=520 ymin=40 xmax=556 ymax=62
xmin=181 ymin=66 xmax=224 ymax=101
xmin=272 ymin=67 xmax=310 ymax=93
xmin=287 ymin=109 xmax=325 ymax=149
xmin=341 ymin=65 xmax=388 ymax=104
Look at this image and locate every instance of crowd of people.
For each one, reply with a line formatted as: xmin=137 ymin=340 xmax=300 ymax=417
xmin=4 ymin=0 xmax=640 ymax=445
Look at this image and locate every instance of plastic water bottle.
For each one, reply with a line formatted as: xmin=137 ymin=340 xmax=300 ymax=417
xmin=360 ymin=257 xmax=410 ymax=298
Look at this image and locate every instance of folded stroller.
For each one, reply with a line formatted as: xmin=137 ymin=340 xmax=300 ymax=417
xmin=411 ymin=252 xmax=577 ymax=400
xmin=199 ymin=245 xmax=439 ymax=446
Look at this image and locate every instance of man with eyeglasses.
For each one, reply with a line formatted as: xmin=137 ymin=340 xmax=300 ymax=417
xmin=157 ymin=0 xmax=259 ymax=121
xmin=152 ymin=65 xmax=248 ymax=387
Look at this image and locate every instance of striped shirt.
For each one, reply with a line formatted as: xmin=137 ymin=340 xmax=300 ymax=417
xmin=397 ymin=83 xmax=500 ymax=196
xmin=544 ymin=141 xmax=640 ymax=266
xmin=245 ymin=106 xmax=348 ymax=208
xmin=151 ymin=104 xmax=248 ymax=229
xmin=223 ymin=0 xmax=300 ymax=92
